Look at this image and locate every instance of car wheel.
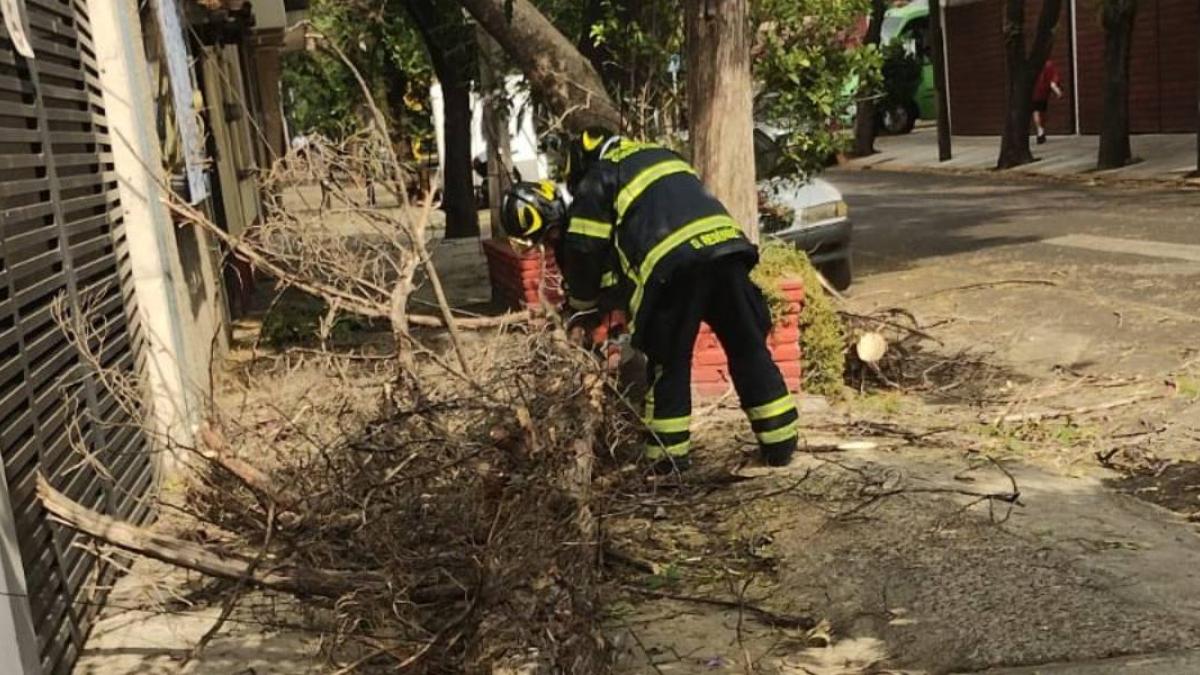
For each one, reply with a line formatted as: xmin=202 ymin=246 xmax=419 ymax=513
xmin=818 ymin=258 xmax=853 ymax=292
xmin=879 ymin=101 xmax=918 ymax=135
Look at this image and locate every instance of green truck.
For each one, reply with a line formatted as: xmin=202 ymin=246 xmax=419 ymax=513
xmin=878 ymin=0 xmax=936 ymax=134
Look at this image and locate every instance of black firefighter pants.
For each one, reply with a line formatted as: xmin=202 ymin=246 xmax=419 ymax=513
xmin=638 ymin=257 xmax=799 ymax=460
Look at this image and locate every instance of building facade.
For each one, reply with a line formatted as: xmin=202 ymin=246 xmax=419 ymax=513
xmin=1 ymin=0 xmax=295 ymax=672
xmin=942 ymin=0 xmax=1199 ymax=135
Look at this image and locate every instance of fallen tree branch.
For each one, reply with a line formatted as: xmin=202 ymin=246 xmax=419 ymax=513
xmin=197 ymin=424 xmax=296 ymax=508
xmin=840 ymin=310 xmax=943 ymax=344
xmin=165 ymin=198 xmax=522 ymax=333
xmin=42 ymin=473 xmax=474 ymax=603
xmin=409 ymin=309 xmax=531 ymax=329
xmin=990 ymin=392 xmax=1166 ymax=425
xmin=623 ymin=585 xmax=816 ymax=630
xmin=911 ymin=278 xmax=1059 ymax=301
xmin=38 ymin=474 xmax=379 ymax=599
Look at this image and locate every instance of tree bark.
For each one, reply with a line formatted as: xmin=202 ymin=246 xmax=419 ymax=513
xmin=454 ymin=0 xmax=620 ymax=132
xmin=405 ymin=0 xmax=481 ymax=238
xmin=1097 ymin=0 xmax=1136 ymax=170
xmin=996 ymin=0 xmax=1063 ymax=169
xmin=853 ymin=0 xmax=889 ymax=157
xmin=930 ymin=0 xmax=953 ymax=161
xmin=440 ymin=81 xmax=481 ymax=237
xmin=477 ymin=28 xmax=514 ymax=238
xmin=685 ymin=0 xmax=759 ymax=241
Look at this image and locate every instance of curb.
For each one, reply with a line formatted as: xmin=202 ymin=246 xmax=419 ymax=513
xmin=842 ymin=158 xmax=1200 ymax=192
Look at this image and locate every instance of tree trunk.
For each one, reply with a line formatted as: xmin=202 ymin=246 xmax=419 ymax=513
xmin=1097 ymin=0 xmax=1136 ymax=170
xmin=405 ymin=0 xmax=480 ymax=238
xmin=685 ymin=0 xmax=758 ymax=242
xmin=996 ymin=0 xmax=1063 ymax=169
xmin=853 ymin=0 xmax=888 ymax=157
xmin=930 ymin=0 xmax=953 ymax=161
xmin=478 ymin=28 xmax=513 ymax=238
xmin=441 ymin=81 xmax=481 ymax=238
xmin=455 ymin=0 xmax=620 ymax=132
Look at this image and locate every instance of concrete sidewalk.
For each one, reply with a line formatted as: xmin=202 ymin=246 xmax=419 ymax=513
xmin=847 ymin=125 xmax=1199 ymax=185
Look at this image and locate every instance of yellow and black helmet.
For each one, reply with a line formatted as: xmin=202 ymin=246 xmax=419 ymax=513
xmin=501 ymin=180 xmax=566 ymax=244
xmin=565 ymin=126 xmax=617 ymax=192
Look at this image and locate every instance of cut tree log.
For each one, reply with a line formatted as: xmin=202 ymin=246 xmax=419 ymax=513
xmin=856 ymin=332 xmax=888 ymax=364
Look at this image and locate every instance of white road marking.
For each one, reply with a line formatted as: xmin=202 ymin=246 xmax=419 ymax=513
xmin=1044 ymin=234 xmax=1200 ymax=264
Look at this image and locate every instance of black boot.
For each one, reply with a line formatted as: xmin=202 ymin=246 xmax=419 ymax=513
xmin=650 ymin=455 xmax=692 ymax=475
xmin=760 ymin=438 xmax=797 ymax=467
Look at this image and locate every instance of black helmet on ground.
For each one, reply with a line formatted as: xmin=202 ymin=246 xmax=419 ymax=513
xmin=500 ymin=180 xmax=566 ymax=244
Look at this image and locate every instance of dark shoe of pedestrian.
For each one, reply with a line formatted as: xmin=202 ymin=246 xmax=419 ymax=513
xmin=651 ymin=455 xmax=691 ymax=475
xmin=1036 ymin=133 xmax=1047 ymax=145
xmin=760 ymin=438 xmax=797 ymax=467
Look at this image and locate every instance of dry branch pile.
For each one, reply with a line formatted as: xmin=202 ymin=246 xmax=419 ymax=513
xmin=38 ymin=108 xmax=646 ymax=671
xmin=204 ymin=332 xmax=622 ymax=671
xmin=45 ymin=328 xmax=634 ymax=672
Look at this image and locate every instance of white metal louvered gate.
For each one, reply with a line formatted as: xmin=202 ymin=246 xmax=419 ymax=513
xmin=1 ymin=1 xmax=157 ymax=672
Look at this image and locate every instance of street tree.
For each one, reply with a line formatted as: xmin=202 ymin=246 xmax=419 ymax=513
xmin=996 ymin=0 xmax=1063 ymax=169
xmin=404 ymin=0 xmax=480 ymax=238
xmin=1096 ymin=0 xmax=1137 ymax=169
xmin=281 ymin=0 xmax=482 ymax=238
xmin=929 ymin=0 xmax=952 ymax=161
xmin=454 ymin=0 xmax=621 ymax=132
xmin=686 ymin=0 xmax=758 ymax=238
xmin=752 ymin=0 xmax=877 ymax=180
xmin=571 ymin=0 xmax=686 ymax=136
xmin=852 ymin=0 xmax=889 ymax=157
xmin=283 ymin=1 xmax=430 ymax=140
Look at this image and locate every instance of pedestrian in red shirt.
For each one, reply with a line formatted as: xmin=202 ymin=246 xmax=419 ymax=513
xmin=1033 ymin=59 xmax=1064 ymax=145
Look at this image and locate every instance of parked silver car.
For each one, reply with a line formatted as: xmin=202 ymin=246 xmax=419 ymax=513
xmin=755 ymin=127 xmax=853 ymax=290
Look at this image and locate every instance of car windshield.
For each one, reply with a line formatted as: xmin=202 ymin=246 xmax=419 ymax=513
xmin=880 ymin=15 xmax=906 ymax=44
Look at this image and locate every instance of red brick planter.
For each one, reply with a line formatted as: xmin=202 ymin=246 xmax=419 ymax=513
xmin=692 ymin=278 xmax=804 ymax=397
xmin=482 ymin=239 xmax=564 ymax=310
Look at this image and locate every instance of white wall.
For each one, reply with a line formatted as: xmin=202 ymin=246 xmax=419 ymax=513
xmin=430 ymin=76 xmax=549 ymax=185
xmin=89 ymin=0 xmax=211 ymax=453
xmin=0 ymin=474 xmax=38 ymax=674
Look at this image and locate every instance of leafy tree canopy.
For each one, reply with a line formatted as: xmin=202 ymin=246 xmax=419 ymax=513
xmin=282 ymin=0 xmax=433 ymax=143
xmin=282 ymin=0 xmax=880 ymax=178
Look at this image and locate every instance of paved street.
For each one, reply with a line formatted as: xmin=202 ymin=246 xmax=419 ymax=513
xmin=829 ymin=168 xmax=1200 ymax=378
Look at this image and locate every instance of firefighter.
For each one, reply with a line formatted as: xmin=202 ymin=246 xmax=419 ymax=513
xmin=501 ymin=129 xmax=798 ymax=473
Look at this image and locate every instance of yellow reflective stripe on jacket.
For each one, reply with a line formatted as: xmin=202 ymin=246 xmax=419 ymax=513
xmin=627 ymin=214 xmax=739 ymax=332
xmin=615 ymin=159 xmax=695 ymax=222
xmin=757 ymin=421 xmax=798 ymax=445
xmin=644 ymin=439 xmax=690 ymax=459
xmin=604 ymin=140 xmax=662 ymax=163
xmin=568 ymin=217 xmax=613 ymax=239
xmin=746 ymin=394 xmax=796 ymax=421
xmin=600 ymin=271 xmax=618 ymax=288
xmin=615 ymin=237 xmax=637 ymax=283
xmin=647 ymin=416 xmax=690 ymax=434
